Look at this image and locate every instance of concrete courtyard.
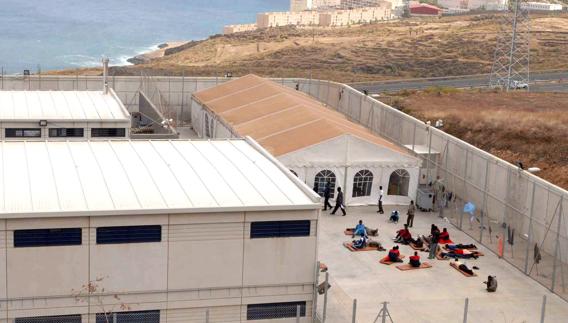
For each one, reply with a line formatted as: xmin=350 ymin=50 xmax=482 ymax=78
xmin=316 ymin=205 xmax=568 ymax=323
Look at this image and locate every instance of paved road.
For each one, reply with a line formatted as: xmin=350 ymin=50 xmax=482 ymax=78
xmin=351 ymin=70 xmax=568 ymax=93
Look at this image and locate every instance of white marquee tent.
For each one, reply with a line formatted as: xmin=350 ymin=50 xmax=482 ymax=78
xmin=191 ymin=74 xmax=421 ymax=206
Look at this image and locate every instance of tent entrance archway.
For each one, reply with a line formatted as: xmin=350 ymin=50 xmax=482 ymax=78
xmin=388 ymin=169 xmax=410 ymax=196
xmin=314 ymin=170 xmax=336 ymax=198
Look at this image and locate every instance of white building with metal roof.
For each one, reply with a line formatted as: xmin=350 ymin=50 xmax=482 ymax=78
xmin=0 ymin=89 xmax=131 ymax=140
xmin=0 ymin=138 xmax=321 ymax=323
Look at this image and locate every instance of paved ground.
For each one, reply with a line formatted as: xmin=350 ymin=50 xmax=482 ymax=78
xmin=351 ymin=70 xmax=568 ymax=94
xmin=316 ymin=205 xmax=568 ymax=323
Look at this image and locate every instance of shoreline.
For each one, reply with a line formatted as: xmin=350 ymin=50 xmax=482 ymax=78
xmin=127 ymin=41 xmax=191 ymax=65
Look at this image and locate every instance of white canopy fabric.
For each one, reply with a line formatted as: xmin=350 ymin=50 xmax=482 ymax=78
xmin=0 ymin=139 xmax=319 ymax=218
xmin=0 ymin=90 xmax=130 ymax=122
xmin=279 ymin=135 xmax=422 ymax=168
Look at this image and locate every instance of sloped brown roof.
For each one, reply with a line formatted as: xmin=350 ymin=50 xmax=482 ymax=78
xmin=193 ymin=74 xmax=412 ymax=157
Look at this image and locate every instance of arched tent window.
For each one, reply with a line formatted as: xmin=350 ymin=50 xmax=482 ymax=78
xmin=289 ymin=169 xmax=298 ymax=177
xmin=388 ymin=169 xmax=410 ymax=196
xmin=314 ymin=170 xmax=336 ymax=198
xmin=352 ymin=170 xmax=373 ymax=198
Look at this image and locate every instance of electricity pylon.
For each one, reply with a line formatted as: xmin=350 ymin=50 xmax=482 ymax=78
xmin=489 ymin=0 xmax=531 ymax=92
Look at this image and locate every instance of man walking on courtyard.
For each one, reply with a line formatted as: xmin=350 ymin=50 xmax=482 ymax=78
xmin=331 ymin=187 xmax=346 ymax=216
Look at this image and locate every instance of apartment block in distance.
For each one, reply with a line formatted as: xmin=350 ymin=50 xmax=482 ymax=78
xmin=223 ymin=23 xmax=258 ymax=34
xmin=0 ymin=139 xmax=320 ymax=323
xmin=320 ymin=3 xmax=392 ymax=26
xmin=257 ymin=11 xmax=321 ymax=28
xmin=0 ymin=90 xmax=131 ymax=140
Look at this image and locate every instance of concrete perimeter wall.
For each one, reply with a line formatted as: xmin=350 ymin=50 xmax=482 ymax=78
xmin=2 ymin=74 xmax=567 ymax=300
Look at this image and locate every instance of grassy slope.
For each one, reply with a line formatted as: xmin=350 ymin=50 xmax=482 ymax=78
xmin=86 ymin=13 xmax=568 ymax=82
xmin=391 ymin=89 xmax=568 ymax=189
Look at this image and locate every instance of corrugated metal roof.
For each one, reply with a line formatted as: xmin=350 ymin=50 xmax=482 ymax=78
xmin=0 ymin=139 xmax=318 ymax=218
xmin=0 ymin=90 xmax=130 ymax=122
xmin=193 ymin=74 xmax=414 ymax=158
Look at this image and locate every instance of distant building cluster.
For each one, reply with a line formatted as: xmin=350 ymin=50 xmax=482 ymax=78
xmin=224 ymin=0 xmax=397 ymax=34
xmin=437 ymin=0 xmax=563 ymax=12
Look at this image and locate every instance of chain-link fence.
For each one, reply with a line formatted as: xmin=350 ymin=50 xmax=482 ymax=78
xmin=298 ymin=78 xmax=568 ymax=303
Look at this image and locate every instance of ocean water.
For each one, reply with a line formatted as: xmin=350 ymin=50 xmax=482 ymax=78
xmin=0 ymin=0 xmax=288 ymax=74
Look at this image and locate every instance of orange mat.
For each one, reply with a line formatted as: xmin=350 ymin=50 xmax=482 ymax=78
xmin=439 ymin=239 xmax=454 ymax=244
xmin=379 ymin=255 xmax=406 ymax=265
xmin=450 ymin=262 xmax=478 ymax=277
xmin=410 ymin=242 xmax=425 ymax=251
xmin=396 ymin=262 xmax=432 ymax=271
xmin=343 ymin=242 xmax=379 ymax=252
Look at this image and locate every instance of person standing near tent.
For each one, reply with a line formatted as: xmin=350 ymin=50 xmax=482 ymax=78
xmin=406 ymin=200 xmax=416 ymax=228
xmin=323 ymin=181 xmax=333 ymax=211
xmin=376 ymin=185 xmax=384 ymax=214
xmin=331 ymin=187 xmax=346 ymax=216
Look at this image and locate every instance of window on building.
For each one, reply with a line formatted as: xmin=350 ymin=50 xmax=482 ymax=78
xmin=14 ymin=228 xmax=82 ymax=248
xmin=388 ymin=169 xmax=411 ymax=196
xmin=49 ymin=128 xmax=85 ymax=138
xmin=91 ymin=128 xmax=126 ymax=138
xmin=96 ymin=310 xmax=160 ymax=323
xmin=247 ymin=301 xmax=306 ymax=320
xmin=96 ymin=225 xmax=162 ymax=244
xmin=5 ymin=128 xmax=41 ymax=138
xmin=352 ymin=170 xmax=374 ymax=198
xmin=314 ymin=170 xmax=336 ymax=198
xmin=250 ymin=220 xmax=310 ymax=239
xmin=15 ymin=314 xmax=82 ymax=323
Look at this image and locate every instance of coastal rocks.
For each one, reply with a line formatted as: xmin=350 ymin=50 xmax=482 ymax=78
xmin=127 ymin=41 xmax=190 ymax=65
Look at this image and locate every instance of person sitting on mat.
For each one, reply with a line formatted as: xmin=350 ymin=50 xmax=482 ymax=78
xmin=439 ymin=228 xmax=450 ymax=242
xmin=353 ymin=220 xmax=367 ymax=237
xmin=395 ymin=224 xmax=413 ymax=244
xmin=452 ymin=258 xmax=474 ymax=275
xmin=409 ymin=251 xmax=421 ymax=268
xmin=389 ymin=210 xmax=400 ymax=223
xmin=446 ymin=243 xmax=477 ymax=250
xmin=484 ymin=276 xmax=498 ymax=292
xmin=352 ymin=234 xmax=368 ymax=249
xmin=388 ymin=246 xmax=403 ymax=263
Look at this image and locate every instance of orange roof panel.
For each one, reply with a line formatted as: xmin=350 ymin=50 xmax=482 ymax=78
xmin=193 ymin=74 xmax=411 ymax=157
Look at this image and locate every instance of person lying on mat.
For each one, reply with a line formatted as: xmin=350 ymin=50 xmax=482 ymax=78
xmin=446 ymin=243 xmax=477 ymax=250
xmin=388 ymin=246 xmax=403 ymax=263
xmin=439 ymin=228 xmax=450 ymax=242
xmin=395 ymin=224 xmax=412 ymax=244
xmin=441 ymin=248 xmax=480 ymax=259
xmin=409 ymin=252 xmax=421 ymax=268
xmin=452 ymin=258 xmax=474 ymax=275
xmin=352 ymin=235 xmax=368 ymax=249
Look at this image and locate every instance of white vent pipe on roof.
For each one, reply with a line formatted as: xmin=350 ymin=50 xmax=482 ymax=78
xmin=102 ymin=57 xmax=110 ymax=94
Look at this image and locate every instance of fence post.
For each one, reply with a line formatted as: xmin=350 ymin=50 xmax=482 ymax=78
xmin=460 ymin=149 xmax=469 ymax=230
xmin=205 ymin=308 xmax=210 ymax=323
xmin=462 ymin=298 xmax=469 ymax=323
xmin=540 ymin=295 xmax=547 ymax=323
xmin=411 ymin=123 xmax=417 ymax=152
xmin=312 ymin=261 xmax=320 ymax=321
xmin=524 ymin=182 xmax=537 ymax=274
xmin=322 ymin=272 xmax=329 ymax=323
xmin=113 ymin=313 xmax=117 ymax=323
xmin=551 ymin=197 xmax=563 ymax=292
xmin=296 ymin=305 xmax=301 ymax=323
xmin=426 ymin=129 xmax=433 ymax=188
xmin=480 ymin=158 xmax=490 ymax=242
xmin=352 ymin=299 xmax=357 ymax=323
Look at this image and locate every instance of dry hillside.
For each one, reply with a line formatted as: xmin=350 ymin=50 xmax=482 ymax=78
xmin=387 ymin=89 xmax=568 ymax=189
xmin=71 ymin=13 xmax=568 ymax=82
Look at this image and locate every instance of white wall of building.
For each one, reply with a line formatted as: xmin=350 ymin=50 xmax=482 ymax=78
xmin=0 ymin=210 xmax=318 ymax=321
